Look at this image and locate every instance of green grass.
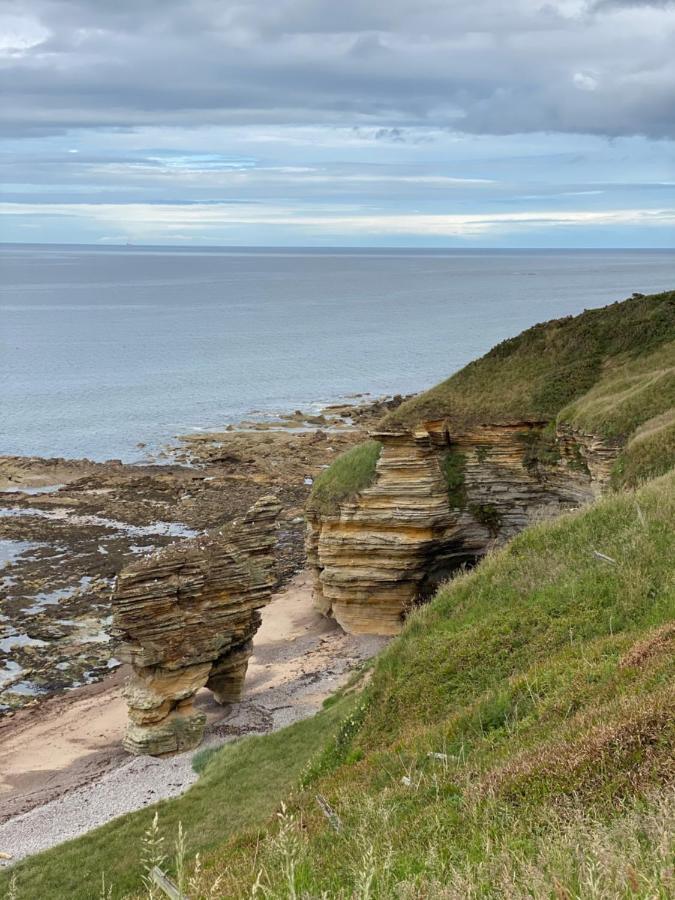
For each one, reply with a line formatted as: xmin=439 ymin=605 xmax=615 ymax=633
xmin=441 ymin=449 xmax=467 ymax=507
xmin=0 ymin=698 xmax=353 ymax=900
xmin=198 ymin=470 xmax=674 ymax=897
xmin=356 ymin=469 xmax=674 ymax=744
xmin=384 ymin=290 xmax=675 ymax=433
xmin=558 ymin=339 xmax=675 ymax=440
xmin=12 ymin=469 xmax=671 ymax=899
xmin=306 ymin=439 xmax=382 ymax=515
xmin=612 ymin=410 xmax=675 ymax=489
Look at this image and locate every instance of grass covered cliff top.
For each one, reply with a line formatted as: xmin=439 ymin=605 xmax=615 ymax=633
xmin=6 ymin=469 xmax=673 ymax=898
xmin=308 ymin=290 xmax=675 ymax=512
xmin=383 ymin=290 xmax=675 ymax=436
xmin=306 ymin=439 xmax=382 ymax=516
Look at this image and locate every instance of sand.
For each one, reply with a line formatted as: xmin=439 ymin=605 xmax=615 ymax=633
xmin=0 ymin=572 xmax=387 ymax=864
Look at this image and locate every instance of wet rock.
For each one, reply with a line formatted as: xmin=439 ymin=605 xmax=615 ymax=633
xmin=24 ymin=621 xmax=75 ymax=641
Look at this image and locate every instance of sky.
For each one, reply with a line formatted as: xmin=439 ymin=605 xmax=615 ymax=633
xmin=1 ymin=0 xmax=674 ymax=247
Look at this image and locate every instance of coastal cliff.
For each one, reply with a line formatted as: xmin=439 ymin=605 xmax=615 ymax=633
xmin=307 ymin=422 xmax=618 ymax=634
xmin=3 ymin=289 xmax=673 ymax=900
xmin=112 ymin=495 xmax=280 ymax=755
xmin=307 ymin=291 xmax=674 ymax=634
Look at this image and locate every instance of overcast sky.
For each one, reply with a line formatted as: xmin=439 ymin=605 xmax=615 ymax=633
xmin=1 ymin=0 xmax=674 ymax=246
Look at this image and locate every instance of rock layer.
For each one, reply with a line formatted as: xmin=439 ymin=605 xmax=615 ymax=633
xmin=112 ymin=495 xmax=280 ymax=755
xmin=307 ymin=422 xmax=620 ymax=635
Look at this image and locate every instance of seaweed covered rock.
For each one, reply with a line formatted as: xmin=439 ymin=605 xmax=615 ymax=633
xmin=112 ymin=495 xmax=280 ymax=755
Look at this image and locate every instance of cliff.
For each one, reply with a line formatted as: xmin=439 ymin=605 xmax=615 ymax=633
xmin=5 ymin=291 xmax=674 ymax=900
xmin=12 ymin=463 xmax=673 ymax=899
xmin=307 ymin=291 xmax=675 ymax=634
xmin=112 ymin=495 xmax=280 ymax=755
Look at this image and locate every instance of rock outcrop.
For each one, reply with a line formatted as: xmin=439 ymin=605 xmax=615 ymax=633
xmin=112 ymin=495 xmax=280 ymax=755
xmin=307 ymin=422 xmax=620 ymax=635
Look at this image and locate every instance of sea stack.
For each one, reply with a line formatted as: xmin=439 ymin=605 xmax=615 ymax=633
xmin=112 ymin=495 xmax=280 ymax=755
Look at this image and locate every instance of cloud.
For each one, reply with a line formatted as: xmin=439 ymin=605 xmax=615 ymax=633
xmin=1 ymin=0 xmax=674 ymax=139
xmin=592 ymin=1 xmax=674 ymax=8
xmin=3 ymin=199 xmax=674 ymax=241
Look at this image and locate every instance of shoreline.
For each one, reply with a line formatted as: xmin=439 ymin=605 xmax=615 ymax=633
xmin=0 ymin=395 xmax=402 ymax=863
xmin=0 ymin=571 xmax=388 ymax=863
xmin=0 ymin=391 xmax=399 ymax=468
xmin=0 ymin=396 xmax=404 ymax=714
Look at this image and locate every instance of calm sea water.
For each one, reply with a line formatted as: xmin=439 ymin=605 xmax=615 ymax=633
xmin=1 ymin=245 xmax=674 ymax=462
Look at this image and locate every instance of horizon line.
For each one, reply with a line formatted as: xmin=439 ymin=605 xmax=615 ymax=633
xmin=1 ymin=241 xmax=673 ymax=252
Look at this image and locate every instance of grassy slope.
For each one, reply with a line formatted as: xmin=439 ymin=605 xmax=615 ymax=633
xmin=614 ymin=409 xmax=675 ymax=488
xmin=0 ymin=699 xmax=353 ymax=900
xmin=201 ymin=470 xmax=674 ymax=897
xmin=5 ymin=472 xmax=672 ymax=899
xmin=384 ymin=290 xmax=675 ymax=435
xmin=306 ymin=438 xmax=382 ymax=516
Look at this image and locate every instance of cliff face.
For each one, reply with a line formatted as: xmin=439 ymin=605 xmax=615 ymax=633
xmin=112 ymin=495 xmax=280 ymax=755
xmin=307 ymin=423 xmax=620 ymax=635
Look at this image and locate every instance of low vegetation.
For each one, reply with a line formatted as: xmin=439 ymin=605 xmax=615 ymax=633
xmin=440 ymin=449 xmax=467 ymax=507
xmin=558 ymin=339 xmax=675 ymax=440
xmin=306 ymin=439 xmax=382 ymax=515
xmin=612 ymin=410 xmax=675 ymax=489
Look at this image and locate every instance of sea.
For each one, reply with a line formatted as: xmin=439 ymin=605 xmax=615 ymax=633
xmin=1 ymin=245 xmax=674 ymax=462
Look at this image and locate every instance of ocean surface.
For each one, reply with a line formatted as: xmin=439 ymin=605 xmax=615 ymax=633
xmin=1 ymin=245 xmax=674 ymax=462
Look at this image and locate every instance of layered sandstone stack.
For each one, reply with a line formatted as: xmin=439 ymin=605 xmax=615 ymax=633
xmin=307 ymin=430 xmax=455 ymax=635
xmin=112 ymin=495 xmax=280 ymax=755
xmin=307 ymin=423 xmax=619 ymax=635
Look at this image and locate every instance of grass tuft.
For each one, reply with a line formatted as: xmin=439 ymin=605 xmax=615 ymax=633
xmin=306 ymin=439 xmax=382 ymax=515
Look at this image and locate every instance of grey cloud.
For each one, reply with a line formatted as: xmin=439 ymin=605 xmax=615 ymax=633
xmin=1 ymin=0 xmax=674 ymax=138
xmin=592 ymin=1 xmax=674 ymax=8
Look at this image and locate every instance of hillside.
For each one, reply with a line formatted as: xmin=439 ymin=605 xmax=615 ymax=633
xmin=384 ymin=290 xmax=675 ymax=437
xmin=5 ymin=468 xmax=672 ymax=899
xmin=306 ymin=291 xmax=675 ymax=520
xmin=2 ymin=291 xmax=673 ymax=899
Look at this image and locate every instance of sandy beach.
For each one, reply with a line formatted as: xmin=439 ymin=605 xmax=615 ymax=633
xmin=0 ymin=571 xmax=387 ymax=864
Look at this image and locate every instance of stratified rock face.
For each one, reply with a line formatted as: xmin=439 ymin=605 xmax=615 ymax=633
xmin=307 ymin=423 xmax=620 ymax=635
xmin=307 ymin=430 xmax=454 ymax=635
xmin=112 ymin=495 xmax=280 ymax=756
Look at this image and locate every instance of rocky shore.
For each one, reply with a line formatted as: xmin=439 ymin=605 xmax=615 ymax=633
xmin=0 ymin=395 xmax=405 ymax=716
